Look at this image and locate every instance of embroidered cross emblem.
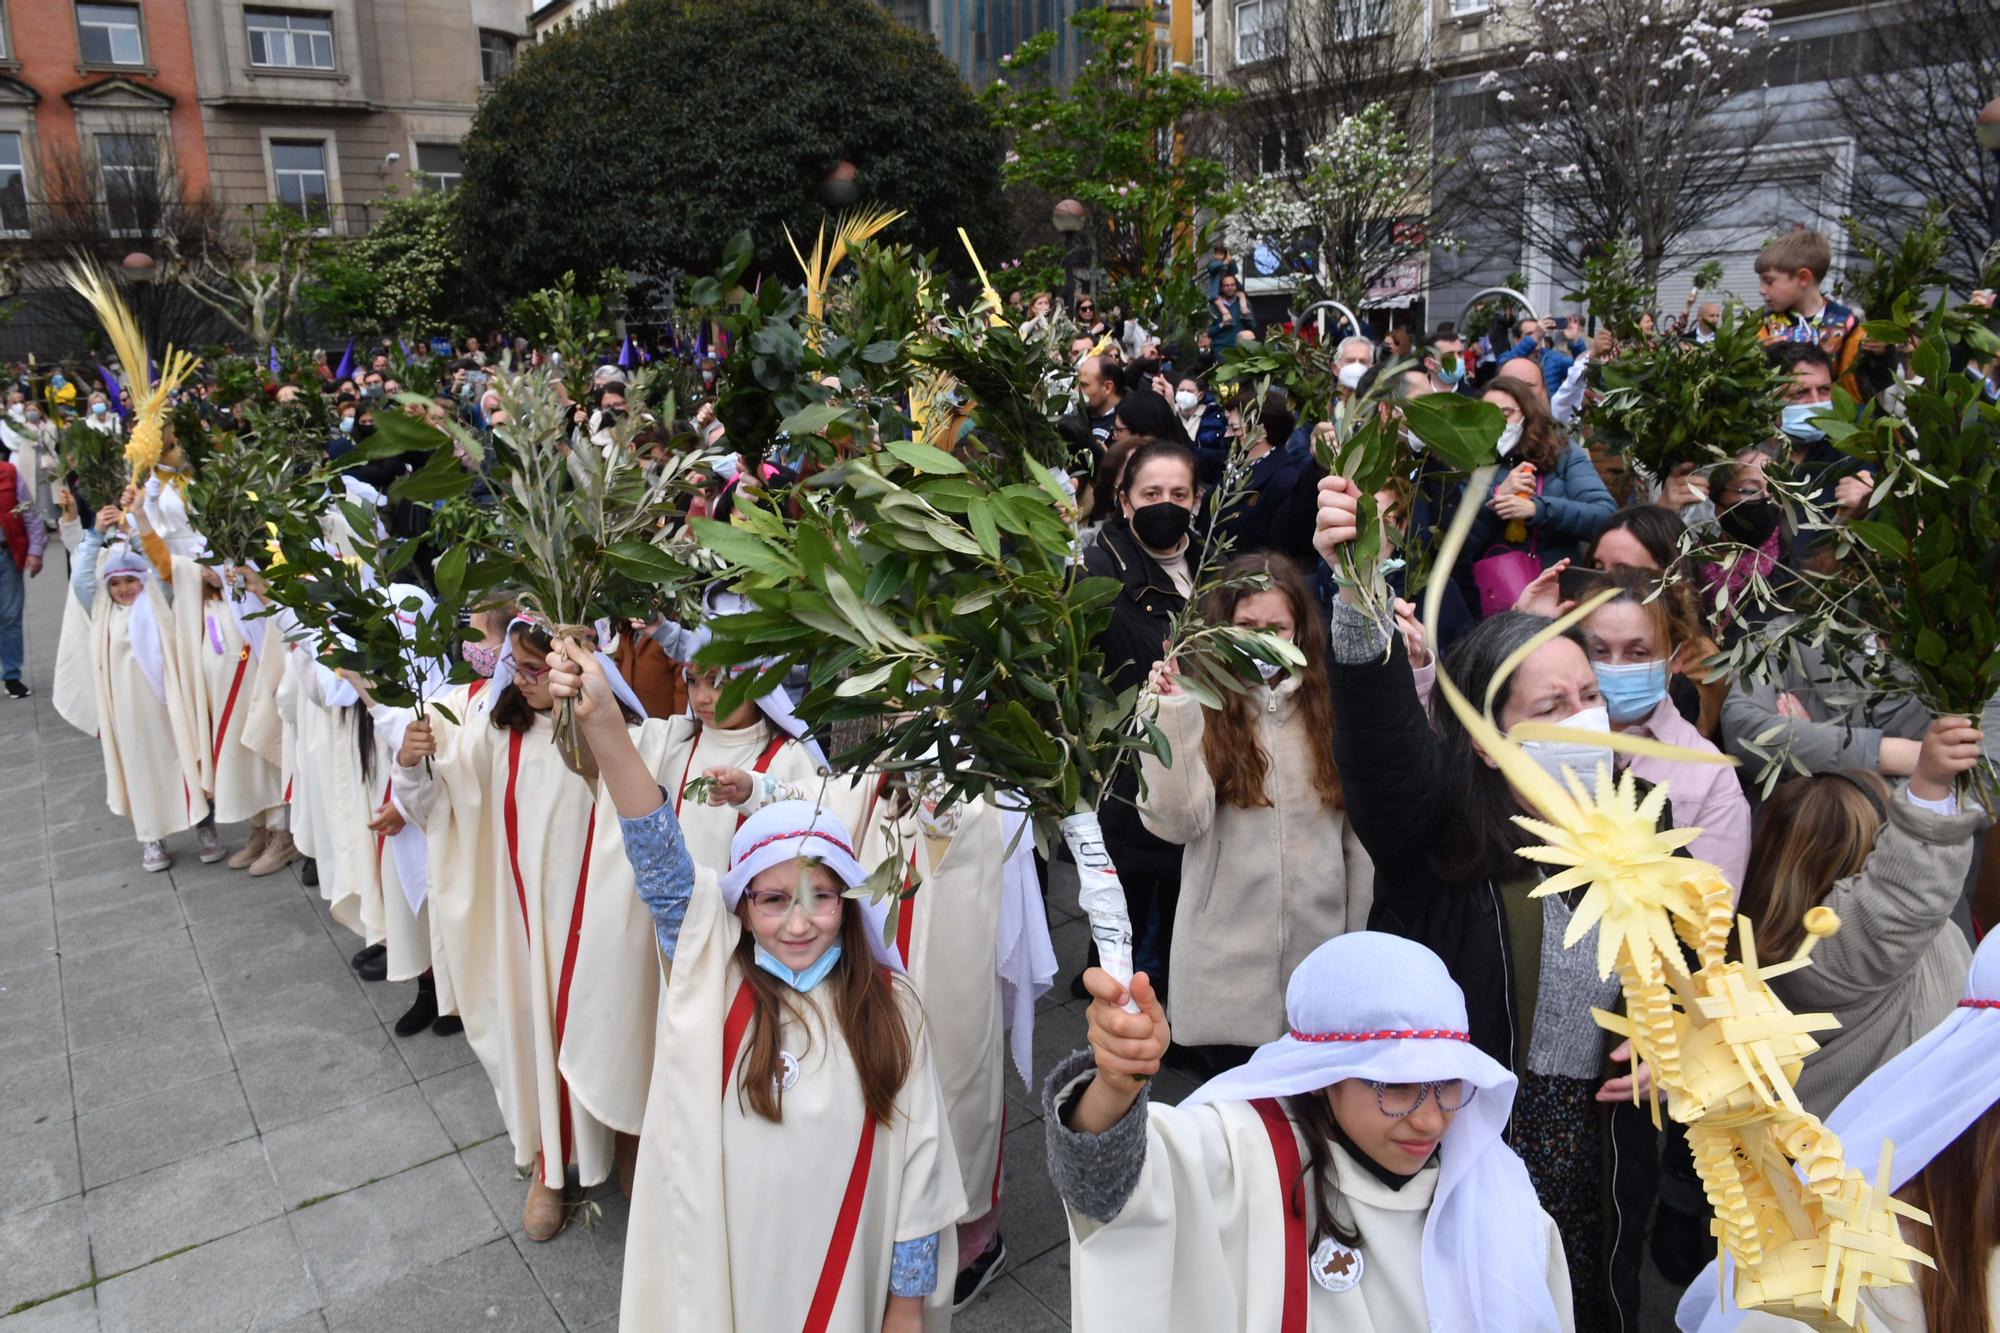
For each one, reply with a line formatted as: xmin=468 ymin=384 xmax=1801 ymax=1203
xmin=1323 ymin=1251 xmax=1354 ymax=1278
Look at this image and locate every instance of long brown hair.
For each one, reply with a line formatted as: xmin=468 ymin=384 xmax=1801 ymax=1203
xmin=1737 ymin=771 xmax=1887 ymax=963
xmin=730 ymin=900 xmax=915 ymax=1126
xmin=1480 ymin=378 xmax=1561 ymax=474
xmin=1285 ymin=1092 xmax=1364 ymax=1249
xmin=1904 ymin=1101 xmax=2000 ymax=1333
xmin=1196 ymin=553 xmax=1341 ymax=810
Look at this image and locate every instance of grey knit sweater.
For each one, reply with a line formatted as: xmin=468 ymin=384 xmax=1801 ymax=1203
xmin=1775 ymin=789 xmax=1984 ymax=1118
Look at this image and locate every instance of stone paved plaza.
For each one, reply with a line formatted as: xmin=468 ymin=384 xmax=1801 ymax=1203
xmin=2 ymin=565 xmax=1217 ymax=1331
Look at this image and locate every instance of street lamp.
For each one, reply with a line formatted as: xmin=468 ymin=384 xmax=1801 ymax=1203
xmin=120 ymin=251 xmax=157 ymax=284
xmin=820 ymin=159 xmax=858 ymax=210
xmin=1977 ymin=97 xmax=2000 ymax=246
xmin=1052 ymin=198 xmax=1088 ymax=306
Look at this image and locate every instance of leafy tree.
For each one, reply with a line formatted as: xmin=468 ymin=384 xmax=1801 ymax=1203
xmin=984 ymin=6 xmax=1237 ymax=334
xmin=164 ymin=206 xmax=332 ymax=348
xmin=310 ymin=190 xmax=469 ymax=337
xmin=453 ymin=0 xmax=1004 ymax=300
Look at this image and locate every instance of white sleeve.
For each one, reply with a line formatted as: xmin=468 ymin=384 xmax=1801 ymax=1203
xmin=1550 ymin=354 xmax=1590 ymax=426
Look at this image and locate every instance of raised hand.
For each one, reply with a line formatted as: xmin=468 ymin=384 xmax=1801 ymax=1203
xmin=1911 ymin=715 xmax=1982 ymax=802
xmin=1310 ymin=474 xmax=1362 ymax=564
xmin=397 ymin=717 xmax=435 ymax=768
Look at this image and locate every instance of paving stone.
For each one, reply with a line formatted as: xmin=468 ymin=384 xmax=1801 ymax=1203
xmin=996 ymin=1116 xmax=1071 ymax=1273
xmin=70 ymin=1013 xmax=232 ymax=1114
xmin=94 ymin=1216 xmax=316 ymax=1332
xmin=49 ymin=840 xmax=154 ymax=885
xmin=3 ymin=1116 xmax=79 ymax=1217
xmin=0 ymin=1196 xmax=91 ymax=1315
xmin=1010 ymin=1243 xmax=1072 ymax=1325
xmin=0 ymin=1289 xmax=99 ymax=1331
xmin=263 ymin=1085 xmax=455 ymax=1211
xmin=77 ymin=1071 xmax=257 ymax=1189
xmin=953 ymin=1272 xmax=1070 ymax=1332
xmin=50 ymin=889 xmax=184 ymax=954
xmin=0 ymin=1000 xmax=67 ymax=1069
xmin=390 ymin=1021 xmax=478 ymax=1082
xmin=59 ymin=933 xmax=203 ymax=1014
xmin=63 ymin=981 xmax=213 ymax=1056
xmin=237 ymin=1023 xmax=413 ymax=1132
xmin=420 ymin=1062 xmax=509 ymax=1151
xmin=456 ymin=1134 xmax=530 ymax=1227
xmin=289 ymin=1155 xmax=502 ymax=1304
xmin=512 ymin=1191 xmax=627 ymax=1327
xmin=0 ymin=955 xmax=64 ymax=1019
xmin=320 ymin=1236 xmax=560 ymax=1333
xmin=0 ymin=1052 xmax=72 ymax=1131
xmin=0 ymin=888 xmax=56 ymax=970
xmin=82 ymin=1138 xmax=283 ymax=1275
xmin=218 ymin=985 xmax=381 ymax=1065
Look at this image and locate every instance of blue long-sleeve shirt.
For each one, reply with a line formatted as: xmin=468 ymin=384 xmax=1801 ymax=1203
xmin=614 ymin=793 xmax=940 ymax=1296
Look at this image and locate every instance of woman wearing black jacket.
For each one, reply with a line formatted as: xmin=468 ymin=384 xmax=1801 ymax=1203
xmin=1077 ymin=438 xmax=1199 ymax=997
xmin=1311 ymin=471 xmax=1661 ymax=1333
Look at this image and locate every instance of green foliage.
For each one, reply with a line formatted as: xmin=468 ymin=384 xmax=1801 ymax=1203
xmin=311 ymin=191 xmax=470 ymax=336
xmin=1566 ymin=238 xmax=1657 ymax=340
xmin=984 ymin=6 xmax=1236 ymax=325
xmin=184 ymin=430 xmax=311 ymax=568
xmin=454 ymin=0 xmax=1004 ymax=301
xmin=1837 ymin=206 xmax=1955 ymax=322
xmin=1587 ymin=304 xmax=1786 ymax=477
xmin=506 ymin=271 xmax=625 ymax=402
xmin=1213 ymin=329 xmax=1332 ymax=419
xmin=56 ymin=421 xmax=125 ymax=513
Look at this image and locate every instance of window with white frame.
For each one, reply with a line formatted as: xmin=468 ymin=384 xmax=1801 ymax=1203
xmin=1233 ymin=0 xmax=1285 ymax=65
xmin=76 ymin=3 xmax=144 ymax=65
xmin=1449 ymin=0 xmax=1490 ymax=14
xmin=1334 ymin=0 xmax=1389 ymax=39
xmin=270 ymin=139 xmax=330 ymax=219
xmin=0 ymin=132 xmax=26 ymax=234
xmin=246 ymin=10 xmax=334 ymax=70
xmin=479 ymin=29 xmax=515 ymax=86
xmin=98 ymin=132 xmax=156 ymax=233
xmin=1192 ymin=29 xmax=1208 ymax=75
xmin=414 ymin=142 xmax=461 ymax=193
xmin=0 ymin=3 xmax=12 ymax=61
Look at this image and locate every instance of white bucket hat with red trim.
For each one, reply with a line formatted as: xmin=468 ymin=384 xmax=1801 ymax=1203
xmin=720 ymin=799 xmax=901 ymax=974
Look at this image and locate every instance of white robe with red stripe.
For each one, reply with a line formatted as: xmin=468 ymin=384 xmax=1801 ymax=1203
xmin=395 ymin=693 xmax=639 ymax=1189
xmin=92 ymin=575 xmax=208 ymax=844
xmin=561 ymin=716 xmax=822 ymax=1136
xmin=280 ymin=653 xmax=368 ymax=932
xmin=168 ymin=559 xmax=282 ymax=825
xmin=618 ymin=861 xmax=966 ymax=1332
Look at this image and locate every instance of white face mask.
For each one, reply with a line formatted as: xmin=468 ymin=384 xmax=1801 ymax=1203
xmin=1518 ymin=705 xmax=1611 ymax=798
xmin=1496 ymin=421 xmax=1523 ymax=457
xmin=1252 ymin=657 xmax=1284 ymax=682
xmin=1337 ymin=362 xmax=1368 ymax=392
xmin=1174 ymin=390 xmax=1200 ymax=413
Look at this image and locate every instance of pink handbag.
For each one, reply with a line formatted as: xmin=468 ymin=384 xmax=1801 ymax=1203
xmin=1471 ymin=473 xmax=1542 ymax=617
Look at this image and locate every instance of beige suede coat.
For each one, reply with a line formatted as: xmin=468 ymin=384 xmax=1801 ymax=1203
xmin=1139 ymin=677 xmax=1374 ymax=1047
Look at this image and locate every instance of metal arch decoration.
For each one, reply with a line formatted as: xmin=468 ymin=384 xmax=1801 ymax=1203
xmin=1295 ymin=299 xmax=1364 ymax=344
xmin=1457 ymin=286 xmax=1540 ymax=333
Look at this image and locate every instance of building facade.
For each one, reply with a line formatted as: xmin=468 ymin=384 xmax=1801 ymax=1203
xmin=186 ymin=0 xmax=527 ymax=226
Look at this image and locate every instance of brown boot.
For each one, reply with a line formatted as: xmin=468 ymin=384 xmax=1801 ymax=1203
xmin=615 ymin=1131 xmax=639 ymax=1202
xmin=227 ymin=825 xmax=269 ymax=870
xmin=522 ymin=1169 xmax=568 ymax=1242
xmin=247 ymin=830 xmax=298 ymax=877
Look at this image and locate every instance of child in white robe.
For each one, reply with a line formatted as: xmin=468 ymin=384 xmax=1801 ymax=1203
xmin=547 ymin=644 xmax=966 ymax=1333
xmin=165 ymin=555 xmax=284 ymax=862
xmin=559 ymin=632 xmax=825 ymax=1192
xmin=71 ymin=504 xmax=209 ymax=871
xmin=1046 ymin=930 xmax=1575 ymax=1333
xmin=393 ymin=616 xmax=653 ymax=1242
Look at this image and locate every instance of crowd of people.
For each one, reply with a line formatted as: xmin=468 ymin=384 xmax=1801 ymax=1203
xmin=15 ymin=219 xmax=2000 ymax=1333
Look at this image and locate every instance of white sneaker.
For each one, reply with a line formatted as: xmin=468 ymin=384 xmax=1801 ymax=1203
xmin=141 ymin=841 xmax=171 ymax=873
xmin=197 ymin=824 xmax=225 ymax=864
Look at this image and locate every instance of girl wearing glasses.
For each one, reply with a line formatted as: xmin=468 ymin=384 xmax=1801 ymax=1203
xmin=548 ymin=644 xmax=964 ymax=1333
xmin=392 ymin=616 xmax=652 ymax=1242
xmin=1047 ymin=930 xmax=1572 ymax=1331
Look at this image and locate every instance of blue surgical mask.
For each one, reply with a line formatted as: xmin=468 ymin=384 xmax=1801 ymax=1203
xmin=1593 ymin=659 xmax=1670 ymax=724
xmin=338 ymin=416 xmax=354 ymax=434
xmin=1438 ymin=356 xmax=1465 ymax=385
xmin=50 ymin=374 xmax=65 ymax=388
xmin=1780 ymin=402 xmax=1827 ymax=443
xmin=753 ymin=942 xmax=843 ymax=993
xmin=90 ymin=402 xmax=107 ymax=416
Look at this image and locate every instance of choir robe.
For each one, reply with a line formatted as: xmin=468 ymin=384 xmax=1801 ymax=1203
xmin=167 ymin=559 xmax=282 ymax=825
xmin=834 ymin=779 xmax=1012 ymax=1227
xmin=618 ymin=859 xmax=967 ymax=1332
xmin=395 ymin=690 xmax=639 ymax=1189
xmin=367 ymin=704 xmax=434 ymax=983
xmin=560 ymin=716 xmax=821 ymax=1135
xmin=53 ymin=518 xmax=99 ymax=739
xmin=1061 ymin=1097 xmax=1575 ymax=1333
xmin=92 ymin=571 xmax=208 ymax=843
xmin=277 ymin=651 xmax=368 ymax=931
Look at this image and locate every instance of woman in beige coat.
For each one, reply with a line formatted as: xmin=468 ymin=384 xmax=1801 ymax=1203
xmin=1140 ymin=552 xmax=1373 ymax=1076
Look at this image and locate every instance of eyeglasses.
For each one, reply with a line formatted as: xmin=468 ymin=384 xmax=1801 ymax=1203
xmin=1364 ymin=1079 xmax=1476 ymax=1118
xmin=743 ymin=888 xmax=845 ymax=921
xmin=1076 ymin=304 xmax=1095 ymax=313
xmin=512 ymin=662 xmax=550 ymax=683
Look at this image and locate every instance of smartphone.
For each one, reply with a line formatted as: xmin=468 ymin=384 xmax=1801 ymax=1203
xmin=1558 ymin=565 xmax=1609 ymax=604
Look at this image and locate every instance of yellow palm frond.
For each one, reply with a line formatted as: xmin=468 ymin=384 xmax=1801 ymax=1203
xmin=786 ymin=206 xmax=906 ymax=331
xmin=957 ymin=227 xmax=1007 ymax=327
xmin=61 ymin=256 xmax=200 ymax=480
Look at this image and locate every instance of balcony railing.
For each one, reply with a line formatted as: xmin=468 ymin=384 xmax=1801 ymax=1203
xmin=0 ymin=199 xmax=388 ymax=249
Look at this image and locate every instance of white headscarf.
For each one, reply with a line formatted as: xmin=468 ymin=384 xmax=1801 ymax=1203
xmin=1185 ymin=931 xmax=1561 ymax=1333
xmin=1676 ymin=929 xmax=2000 ymax=1332
xmin=491 ymin=614 xmax=648 ymax=723
xmin=100 ymin=544 xmax=167 ymax=703
xmin=679 ymin=622 xmax=829 ymax=772
xmin=719 ymin=799 xmax=902 ymax=974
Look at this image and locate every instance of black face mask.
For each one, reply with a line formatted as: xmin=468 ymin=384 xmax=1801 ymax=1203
xmin=1130 ymin=500 xmax=1192 ymax=551
xmin=1719 ymin=497 xmax=1780 ymax=548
